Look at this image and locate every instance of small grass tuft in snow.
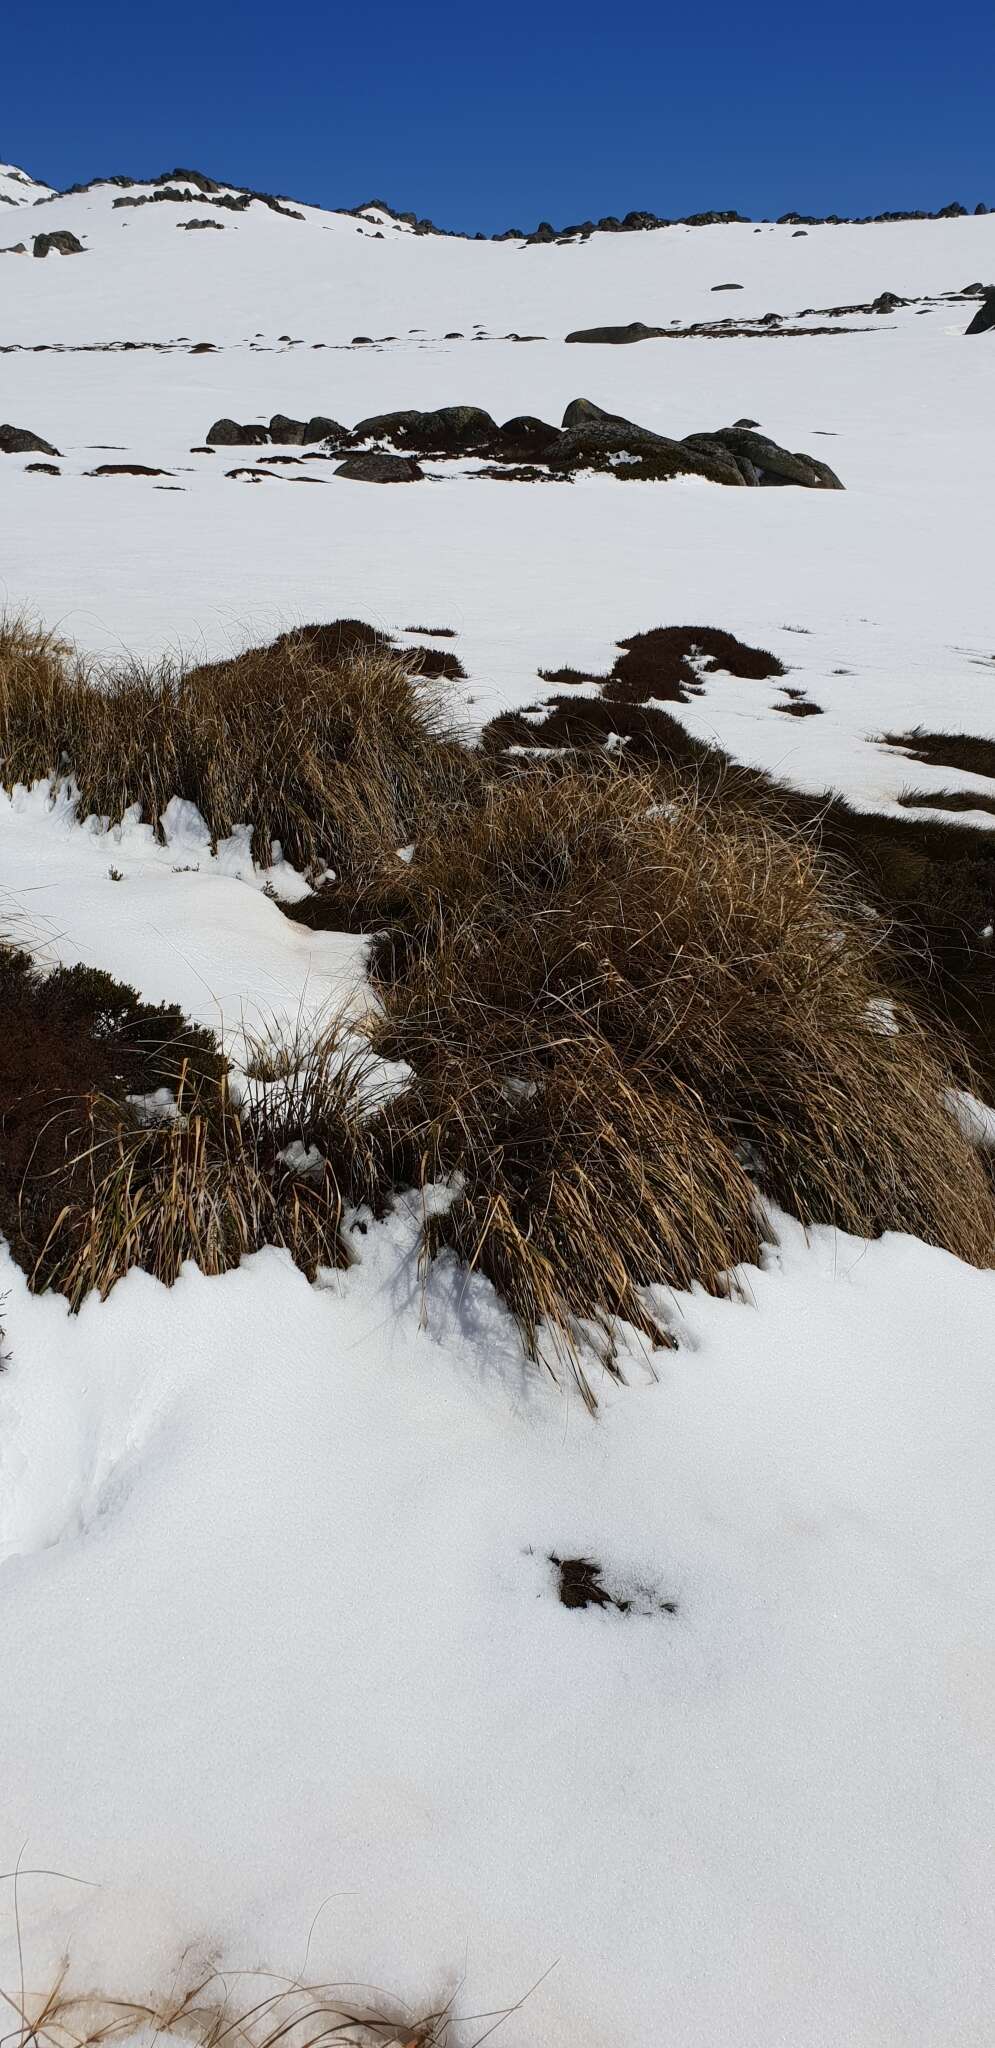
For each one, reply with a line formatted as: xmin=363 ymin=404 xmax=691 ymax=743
xmin=3 ymin=1967 xmax=464 ymax=2048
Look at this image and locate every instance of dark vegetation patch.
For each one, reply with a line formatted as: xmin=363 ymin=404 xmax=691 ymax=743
xmin=482 ymin=648 xmax=995 ymax=1095
xmin=882 ymin=729 xmax=995 ymax=780
xmin=537 ymin=667 xmax=604 ymax=687
xmin=3 ymin=617 xmax=994 ymax=1398
xmin=86 ymin=463 xmax=172 ymax=478
xmin=778 ymin=698 xmax=824 ymax=716
xmin=550 ymin=1554 xmax=678 ymax=1615
xmin=0 ymin=948 xmax=223 ymax=1290
xmin=898 ymin=788 xmax=995 ymax=819
xmin=404 ymin=625 xmax=457 ymax=638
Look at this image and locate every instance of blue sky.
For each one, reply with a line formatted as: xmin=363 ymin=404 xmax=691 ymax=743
xmin=4 ymin=0 xmax=993 ymax=232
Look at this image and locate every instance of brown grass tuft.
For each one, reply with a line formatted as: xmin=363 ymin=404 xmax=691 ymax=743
xmin=363 ymin=767 xmax=995 ymax=1368
xmin=3 ymin=1967 xmax=462 ymax=2048
xmin=0 ymin=616 xmax=473 ymax=876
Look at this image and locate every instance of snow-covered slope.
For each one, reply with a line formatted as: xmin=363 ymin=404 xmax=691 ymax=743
xmin=1 ymin=173 xmax=993 ymax=814
xmin=0 ymin=159 xmax=53 ymax=205
xmin=2 ymin=165 xmax=995 ymax=2048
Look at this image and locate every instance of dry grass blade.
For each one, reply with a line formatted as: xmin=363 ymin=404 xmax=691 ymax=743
xmin=0 ymin=1973 xmax=459 ymax=2048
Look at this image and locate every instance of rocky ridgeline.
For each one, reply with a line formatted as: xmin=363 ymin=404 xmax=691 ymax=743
xmin=24 ymin=165 xmax=994 ymax=242
xmin=203 ymin=402 xmax=845 ymax=487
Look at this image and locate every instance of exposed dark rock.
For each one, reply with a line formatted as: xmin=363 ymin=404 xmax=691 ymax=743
xmin=0 ymin=423 xmax=61 ymax=457
xmin=565 ymin=320 xmax=666 ymax=344
xmin=552 ymin=420 xmax=745 ymax=485
xmin=32 ymin=230 xmax=84 ymax=258
xmin=711 ymin=282 xmax=743 ymax=290
xmin=353 ymin=408 xmax=425 ymax=441
xmin=354 ymin=404 xmax=498 ymax=454
xmin=561 ymin=397 xmax=635 ymax=430
xmin=25 ymin=462 xmax=60 ymax=475
xmin=492 ymin=414 xmax=562 ymax=458
xmin=86 ymin=463 xmax=172 ymax=477
xmin=685 ymin=426 xmax=844 ymax=489
xmin=0 ymin=242 xmax=26 ymax=255
xmin=269 ymin=414 xmax=309 ymax=444
xmin=334 ymin=451 xmax=424 ymax=482
xmin=306 ymin=414 xmax=350 ymax=444
xmin=965 ymin=292 xmax=995 ymax=335
xmin=205 ymin=418 xmax=270 ymax=446
xmin=179 ymin=218 xmax=225 ymax=231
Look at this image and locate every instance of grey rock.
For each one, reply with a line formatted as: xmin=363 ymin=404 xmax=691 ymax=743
xmin=965 ymin=293 xmax=995 ymax=335
xmin=353 ymin=405 xmax=497 ymax=454
xmin=32 ymin=230 xmax=84 ymax=258
xmin=564 ymin=321 xmax=667 ymax=344
xmin=692 ymin=426 xmax=844 ymax=488
xmin=553 ymin=421 xmax=745 ymax=485
xmin=205 ymin=418 xmax=270 ymax=446
xmin=305 ymin=415 xmax=350 ymax=443
xmin=493 ymin=415 xmax=562 ymax=457
xmin=0 ymin=422 xmax=62 ymax=457
xmin=269 ymin=414 xmax=308 ymax=444
xmin=334 ymin=452 xmax=424 ymax=483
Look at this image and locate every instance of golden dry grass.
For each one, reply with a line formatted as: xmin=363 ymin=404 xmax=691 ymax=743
xmin=2 ymin=1968 xmax=464 ymax=2048
xmin=0 ymin=617 xmax=474 ymax=876
xmin=363 ymin=767 xmax=995 ymax=1386
xmin=3 ymin=618 xmax=993 ymax=1392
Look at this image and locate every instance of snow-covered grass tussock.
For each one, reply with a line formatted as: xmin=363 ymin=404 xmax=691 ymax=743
xmin=0 ymin=616 xmax=473 ymax=875
xmin=362 ymin=768 xmax=995 ymax=1370
xmin=0 ymin=944 xmax=387 ymax=1306
xmin=3 ymin=632 xmax=992 ymax=1391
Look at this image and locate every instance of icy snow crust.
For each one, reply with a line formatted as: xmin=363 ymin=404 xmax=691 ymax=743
xmin=1 ymin=176 xmax=995 ymax=2048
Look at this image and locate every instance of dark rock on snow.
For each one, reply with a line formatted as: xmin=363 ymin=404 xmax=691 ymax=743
xmin=685 ymin=426 xmax=844 ymax=488
xmin=565 ymin=320 xmax=667 ymax=344
xmin=206 ymin=418 xmax=270 ymax=446
xmin=492 ymin=414 xmax=563 ymax=458
xmin=0 ymin=423 xmax=62 ymax=457
xmin=353 ymin=405 xmax=498 ymax=454
xmin=32 ymin=230 xmax=84 ymax=257
xmin=334 ymin=452 xmax=424 ymax=483
xmin=965 ymin=291 xmax=995 ymax=335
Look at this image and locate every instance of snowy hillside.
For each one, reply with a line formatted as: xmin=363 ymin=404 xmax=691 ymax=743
xmin=0 ymin=160 xmax=53 ymax=206
xmin=1 ymin=169 xmax=994 ymax=812
xmin=2 ymin=162 xmax=995 ymax=2048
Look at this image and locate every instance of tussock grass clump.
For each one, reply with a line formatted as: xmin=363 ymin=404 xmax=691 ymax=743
xmin=364 ymin=770 xmax=995 ymax=1359
xmin=372 ymin=1030 xmax=762 ymax=1399
xmin=4 ymin=611 xmax=994 ymax=1388
xmin=0 ymin=616 xmax=473 ymax=875
xmin=0 ymin=944 xmax=380 ymax=1304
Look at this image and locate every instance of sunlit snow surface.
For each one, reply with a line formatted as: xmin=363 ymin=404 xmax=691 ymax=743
xmin=1 ymin=176 xmax=995 ymax=2048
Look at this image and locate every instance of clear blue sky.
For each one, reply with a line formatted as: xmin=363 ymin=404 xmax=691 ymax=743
xmin=4 ymin=0 xmax=993 ymax=233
